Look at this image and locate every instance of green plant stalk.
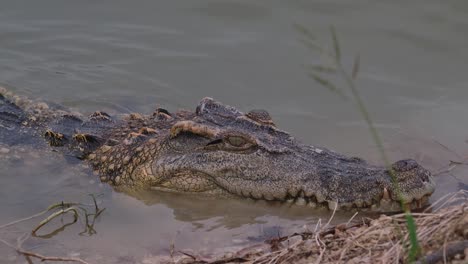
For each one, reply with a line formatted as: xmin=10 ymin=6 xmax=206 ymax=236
xmin=296 ymin=23 xmax=421 ymax=261
xmin=32 ymin=207 xmax=79 ymax=237
xmin=336 ymin=63 xmax=420 ymax=261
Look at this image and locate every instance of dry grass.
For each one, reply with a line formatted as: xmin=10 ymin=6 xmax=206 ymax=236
xmin=166 ymin=191 xmax=467 ymax=264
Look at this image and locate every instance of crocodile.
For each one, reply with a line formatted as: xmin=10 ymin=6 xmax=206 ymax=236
xmin=0 ymin=88 xmax=435 ymax=212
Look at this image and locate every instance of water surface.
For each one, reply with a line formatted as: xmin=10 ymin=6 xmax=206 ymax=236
xmin=1 ymin=1 xmax=467 ymax=263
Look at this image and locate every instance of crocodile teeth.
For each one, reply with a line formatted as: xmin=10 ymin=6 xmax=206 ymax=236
xmin=382 ymin=188 xmax=390 ymax=200
xmin=353 ymin=200 xmax=363 ymax=208
xmin=421 ymin=195 xmax=429 ymax=205
xmin=328 ymin=201 xmax=338 ymax=210
xmin=295 ymin=197 xmax=307 ymax=206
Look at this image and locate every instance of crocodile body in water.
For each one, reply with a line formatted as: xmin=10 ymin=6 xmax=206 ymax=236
xmin=0 ymin=88 xmax=435 ymax=212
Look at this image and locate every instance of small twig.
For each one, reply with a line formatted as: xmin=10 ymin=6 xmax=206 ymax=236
xmin=0 ymin=210 xmax=49 ymax=230
xmin=179 ymin=251 xmax=197 ymax=260
xmin=0 ymin=201 xmax=75 ymax=230
xmin=434 ymin=163 xmax=460 ymax=177
xmin=32 ymin=207 xmax=79 ymax=237
xmin=0 ymin=196 xmax=103 ymax=264
xmin=432 ymin=138 xmax=464 ymax=161
xmin=0 ymin=237 xmax=16 ymax=250
xmin=314 ymin=235 xmax=326 ymax=264
xmin=17 ymin=233 xmax=29 ymax=248
xmin=313 ymin=219 xmax=322 ymax=247
xmin=443 ymin=235 xmax=449 ymax=264
xmin=324 ymin=202 xmax=338 ymax=229
xmin=18 ymin=248 xmax=90 ymax=264
xmin=433 ymin=155 xmax=468 ymax=178
xmin=346 ymin=211 xmax=359 ymax=227
xmin=0 ymin=237 xmax=90 ymax=264
xmin=169 ymin=224 xmax=187 ymax=261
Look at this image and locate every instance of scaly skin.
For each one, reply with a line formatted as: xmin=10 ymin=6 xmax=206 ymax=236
xmin=0 ymin=89 xmax=435 ymax=212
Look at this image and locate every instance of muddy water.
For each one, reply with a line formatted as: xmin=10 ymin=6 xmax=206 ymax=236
xmin=1 ymin=0 xmax=467 ymax=263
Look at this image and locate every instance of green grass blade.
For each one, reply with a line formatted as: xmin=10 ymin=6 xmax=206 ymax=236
xmin=298 ymin=24 xmax=421 ymax=262
xmin=330 ymin=26 xmax=341 ymax=62
xmin=305 ymin=64 xmax=337 ymax=73
xmin=293 ymin=23 xmax=316 ymax=41
xmin=307 ymin=72 xmax=346 ymax=99
xmin=299 ymin=38 xmax=326 ymax=53
xmin=405 ymin=213 xmax=420 ymax=262
xmin=352 ymin=54 xmax=360 ymax=79
xmin=308 ymin=72 xmax=336 ymax=91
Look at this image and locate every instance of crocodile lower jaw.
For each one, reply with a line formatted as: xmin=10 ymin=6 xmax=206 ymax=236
xmin=280 ymin=194 xmax=432 ymax=213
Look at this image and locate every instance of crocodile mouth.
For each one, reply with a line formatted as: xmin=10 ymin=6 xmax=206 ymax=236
xmin=281 ymin=193 xmax=433 ymax=213
xmin=375 ymin=194 xmax=432 ymax=212
xmin=207 ymin=165 xmax=436 ymax=213
xmin=372 ymin=185 xmax=435 ymax=213
xmin=148 ymin=159 xmax=436 ymax=213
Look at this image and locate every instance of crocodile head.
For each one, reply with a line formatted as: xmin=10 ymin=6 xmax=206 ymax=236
xmin=96 ymin=98 xmax=435 ymax=212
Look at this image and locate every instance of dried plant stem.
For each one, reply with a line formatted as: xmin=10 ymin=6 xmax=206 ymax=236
xmin=0 ymin=210 xmax=49 ymax=230
xmin=0 ymin=236 xmax=90 ymax=264
xmin=0 ymin=197 xmax=104 ymax=264
xmin=32 ymin=207 xmax=79 ymax=236
xmin=167 ymin=191 xmax=467 ymax=264
xmin=300 ymin=25 xmax=422 ymax=261
xmin=0 ymin=202 xmax=72 ymax=230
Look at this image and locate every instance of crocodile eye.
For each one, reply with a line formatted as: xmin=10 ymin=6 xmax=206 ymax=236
xmin=226 ymin=136 xmax=247 ymax=147
xmin=206 ymin=139 xmax=223 ymax=146
xmin=205 ymin=135 xmax=255 ymax=151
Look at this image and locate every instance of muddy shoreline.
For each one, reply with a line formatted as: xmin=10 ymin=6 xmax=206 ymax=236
xmin=157 ymin=191 xmax=467 ymax=264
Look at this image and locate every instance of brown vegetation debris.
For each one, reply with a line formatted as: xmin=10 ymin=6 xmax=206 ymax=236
xmin=164 ymin=191 xmax=467 ymax=264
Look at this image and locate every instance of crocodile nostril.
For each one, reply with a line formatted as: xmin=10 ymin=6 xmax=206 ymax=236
xmin=392 ymin=159 xmax=419 ymax=172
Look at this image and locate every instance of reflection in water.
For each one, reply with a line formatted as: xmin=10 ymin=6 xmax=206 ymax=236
xmin=0 ymin=0 xmax=468 ymax=262
xmin=114 ymin=187 xmax=352 ymax=228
